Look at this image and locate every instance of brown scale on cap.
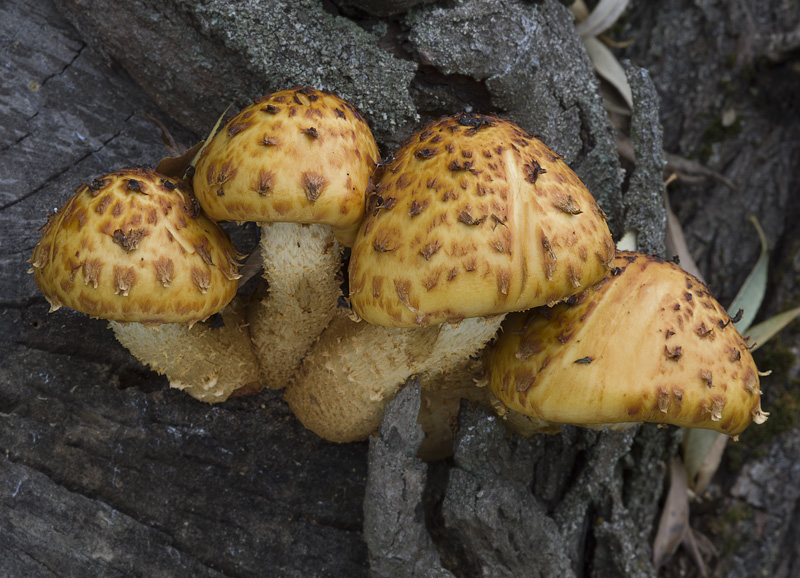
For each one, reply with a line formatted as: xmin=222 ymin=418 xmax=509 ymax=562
xmin=192 ymin=87 xmax=380 ymax=247
xmin=485 ymin=251 xmax=768 ymax=437
xmin=29 ymin=167 xmax=241 ymax=324
xmin=348 ymin=113 xmax=615 ymax=327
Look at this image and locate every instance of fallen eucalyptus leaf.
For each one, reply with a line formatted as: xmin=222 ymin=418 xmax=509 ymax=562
xmin=689 ymin=429 xmax=729 ymax=494
xmin=745 ymin=305 xmax=800 ymax=352
xmin=663 ymin=190 xmax=704 ymax=280
xmin=155 ymin=140 xmax=204 ymax=179
xmin=583 ymin=36 xmax=633 ymax=111
xmin=729 ymin=215 xmax=768 ymax=333
xmin=575 ymin=0 xmax=630 ymax=38
xmin=653 ymin=457 xmax=689 ymax=569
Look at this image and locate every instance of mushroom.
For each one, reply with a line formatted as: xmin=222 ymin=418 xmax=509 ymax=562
xmin=284 ymin=112 xmax=616 ymax=445
xmin=192 ymin=87 xmax=380 ymax=389
xmin=29 ymin=167 xmax=261 ymax=401
xmin=485 ymin=251 xmax=768 ymax=437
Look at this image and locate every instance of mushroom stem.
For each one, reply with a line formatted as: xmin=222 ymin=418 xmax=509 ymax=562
xmin=283 ymin=313 xmax=504 ymax=443
xmin=247 ymin=222 xmax=342 ymax=389
xmin=110 ymin=298 xmax=261 ymax=402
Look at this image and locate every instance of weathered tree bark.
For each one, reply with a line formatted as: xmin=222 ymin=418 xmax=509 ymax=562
xmin=2 ymin=0 xmax=799 ymax=576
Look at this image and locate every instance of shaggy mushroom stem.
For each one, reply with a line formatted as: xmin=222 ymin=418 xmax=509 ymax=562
xmin=283 ymin=312 xmax=504 ymax=443
xmin=247 ymin=222 xmax=341 ymax=388
xmin=110 ymin=297 xmax=261 ymax=402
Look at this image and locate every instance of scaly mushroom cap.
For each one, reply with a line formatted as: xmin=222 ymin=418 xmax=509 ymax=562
xmin=348 ymin=113 xmax=615 ymax=327
xmin=192 ymin=87 xmax=380 ymax=246
xmin=486 ymin=251 xmax=767 ymax=436
xmin=29 ymin=167 xmax=241 ymax=324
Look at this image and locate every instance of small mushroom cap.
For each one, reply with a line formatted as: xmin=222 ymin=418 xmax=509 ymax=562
xmin=29 ymin=168 xmax=241 ymax=324
xmin=192 ymin=87 xmax=380 ymax=247
xmin=485 ymin=251 xmax=767 ymax=436
xmin=348 ymin=113 xmax=615 ymax=327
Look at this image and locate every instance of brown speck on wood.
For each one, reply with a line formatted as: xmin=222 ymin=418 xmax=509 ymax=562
xmin=302 ymin=127 xmax=319 ymax=139
xmin=574 ymin=356 xmax=593 ymax=364
xmin=112 ymin=228 xmax=146 ymax=252
xmin=415 ymin=148 xmax=436 ymax=159
xmin=730 ymin=348 xmax=742 ymax=362
xmin=260 ymin=135 xmax=278 ymax=146
xmin=262 ymin=104 xmax=280 ymax=114
xmin=302 ymin=172 xmax=327 ymax=202
xmin=154 ymin=257 xmax=174 ymax=287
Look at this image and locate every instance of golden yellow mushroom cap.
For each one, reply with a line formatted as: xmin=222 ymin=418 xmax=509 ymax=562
xmin=486 ymin=251 xmax=767 ymax=436
xmin=348 ymin=113 xmax=615 ymax=327
xmin=192 ymin=87 xmax=380 ymax=247
xmin=29 ymin=167 xmax=241 ymax=324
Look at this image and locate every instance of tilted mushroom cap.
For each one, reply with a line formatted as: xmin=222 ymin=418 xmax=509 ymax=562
xmin=485 ymin=251 xmax=767 ymax=437
xmin=29 ymin=167 xmax=241 ymax=324
xmin=192 ymin=86 xmax=380 ymax=246
xmin=348 ymin=113 xmax=615 ymax=327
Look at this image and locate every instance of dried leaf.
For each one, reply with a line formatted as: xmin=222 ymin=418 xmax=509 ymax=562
xmin=729 ymin=215 xmax=768 ymax=333
xmin=746 ymin=305 xmax=800 ymax=352
xmin=143 ymin=113 xmax=186 ymax=157
xmin=653 ymin=457 xmax=689 ymax=569
xmin=575 ymin=0 xmax=630 ymax=38
xmin=155 ymin=140 xmax=204 ymax=179
xmin=663 ymin=191 xmax=704 ymax=281
xmin=691 ymin=431 xmax=728 ymax=494
xmin=616 ymin=229 xmax=638 ymax=251
xmin=583 ymin=36 xmax=633 ymax=111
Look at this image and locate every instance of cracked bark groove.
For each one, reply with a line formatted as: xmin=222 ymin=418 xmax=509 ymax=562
xmin=2 ymin=0 xmax=800 ymax=576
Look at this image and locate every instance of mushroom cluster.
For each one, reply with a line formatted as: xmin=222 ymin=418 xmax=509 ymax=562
xmin=29 ymin=87 xmax=767 ymax=458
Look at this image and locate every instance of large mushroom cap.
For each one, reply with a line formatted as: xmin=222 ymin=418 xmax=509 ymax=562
xmin=192 ymin=86 xmax=380 ymax=246
xmin=348 ymin=113 xmax=615 ymax=327
xmin=486 ymin=251 xmax=767 ymax=437
xmin=29 ymin=167 xmax=241 ymax=324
